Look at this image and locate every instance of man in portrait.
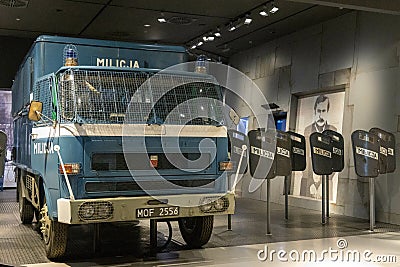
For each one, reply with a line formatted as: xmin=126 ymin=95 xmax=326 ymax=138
xmin=300 ymin=94 xmax=337 ymax=199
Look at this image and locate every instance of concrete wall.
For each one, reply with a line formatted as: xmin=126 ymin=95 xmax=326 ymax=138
xmin=229 ymin=11 xmax=400 ymax=225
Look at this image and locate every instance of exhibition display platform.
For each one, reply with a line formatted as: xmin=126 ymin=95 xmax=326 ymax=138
xmin=1 ymin=189 xmax=399 ymax=266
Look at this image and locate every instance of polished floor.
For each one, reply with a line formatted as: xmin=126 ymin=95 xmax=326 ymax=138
xmin=1 ymin=189 xmax=400 ymax=266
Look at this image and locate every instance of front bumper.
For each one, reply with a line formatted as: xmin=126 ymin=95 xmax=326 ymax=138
xmin=57 ymin=192 xmax=235 ymax=224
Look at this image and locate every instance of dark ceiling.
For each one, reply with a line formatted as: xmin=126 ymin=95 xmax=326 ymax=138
xmin=0 ymin=0 xmax=398 ymax=88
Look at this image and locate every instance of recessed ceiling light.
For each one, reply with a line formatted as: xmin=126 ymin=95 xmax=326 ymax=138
xmin=190 ymin=44 xmax=197 ymax=49
xmin=259 ymin=6 xmax=268 ymax=17
xmin=197 ymin=41 xmax=204 ymax=46
xmin=144 ymin=24 xmax=151 ymax=27
xmin=244 ymin=17 xmax=252 ymax=25
xmin=157 ymin=18 xmax=166 ymax=23
xmin=214 ymin=32 xmax=221 ymax=37
xmin=228 ymin=24 xmax=236 ymax=32
xmin=270 ymin=6 xmax=279 ymax=13
xmin=16 ymin=18 xmax=21 ymax=21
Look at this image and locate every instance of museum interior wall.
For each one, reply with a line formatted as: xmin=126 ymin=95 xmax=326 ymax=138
xmin=228 ymin=11 xmax=400 ymax=225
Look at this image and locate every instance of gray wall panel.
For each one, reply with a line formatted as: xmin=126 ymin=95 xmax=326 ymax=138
xmin=320 ymin=12 xmax=356 ymax=74
xmin=291 ymin=34 xmax=321 ymax=94
xmin=356 ymin=12 xmax=400 ymax=74
xmin=349 ymin=68 xmax=397 ymax=132
xmin=275 ymin=43 xmax=292 ymax=69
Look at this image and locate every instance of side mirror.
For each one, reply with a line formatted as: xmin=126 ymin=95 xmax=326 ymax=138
xmin=28 ymin=101 xmax=43 ymax=122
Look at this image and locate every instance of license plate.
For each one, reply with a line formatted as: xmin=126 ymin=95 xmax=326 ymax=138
xmin=136 ymin=206 xmax=180 ymax=218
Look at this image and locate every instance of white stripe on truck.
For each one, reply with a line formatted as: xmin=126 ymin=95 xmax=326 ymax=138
xmin=32 ymin=124 xmax=227 ymax=138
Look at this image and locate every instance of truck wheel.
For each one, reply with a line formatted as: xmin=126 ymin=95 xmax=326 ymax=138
xmin=40 ymin=202 xmax=68 ymax=259
xmin=178 ymin=216 xmax=213 ymax=248
xmin=18 ymin=182 xmax=34 ymax=224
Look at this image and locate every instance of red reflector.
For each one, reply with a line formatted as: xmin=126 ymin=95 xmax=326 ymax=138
xmin=219 ymin=161 xmax=233 ymax=171
xmin=59 ymin=163 xmax=80 ymax=174
xmin=150 ymin=155 xmax=158 ymax=168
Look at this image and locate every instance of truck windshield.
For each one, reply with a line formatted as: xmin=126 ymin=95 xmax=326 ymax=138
xmin=56 ymin=69 xmax=224 ymax=125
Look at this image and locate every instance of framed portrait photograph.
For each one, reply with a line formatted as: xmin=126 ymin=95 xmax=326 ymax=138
xmin=292 ymin=91 xmax=345 ymax=203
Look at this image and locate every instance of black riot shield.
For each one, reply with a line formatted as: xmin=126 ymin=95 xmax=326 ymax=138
xmin=0 ymin=131 xmax=6 ymax=178
xmin=310 ymin=132 xmax=333 ymax=175
xmin=323 ymin=130 xmax=344 ymax=173
xmin=273 ymin=130 xmax=292 ymax=177
xmin=370 ymin=128 xmax=396 ymax=174
xmin=248 ymin=129 xmax=276 ymax=179
xmin=227 ymin=129 xmax=249 ymax=174
xmin=286 ymin=131 xmax=306 ymax=171
xmin=351 ymin=130 xmax=380 ymax=178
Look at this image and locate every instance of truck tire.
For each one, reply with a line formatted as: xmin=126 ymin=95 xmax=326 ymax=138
xmin=40 ymin=201 xmax=68 ymax=259
xmin=18 ymin=182 xmax=34 ymax=224
xmin=178 ymin=216 xmax=213 ymax=248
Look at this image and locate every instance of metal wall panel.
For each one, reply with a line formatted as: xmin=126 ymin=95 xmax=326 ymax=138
xmin=290 ymin=34 xmax=321 ymax=94
xmin=320 ymin=12 xmax=356 ymax=74
xmin=356 ymin=12 xmax=400 ymax=74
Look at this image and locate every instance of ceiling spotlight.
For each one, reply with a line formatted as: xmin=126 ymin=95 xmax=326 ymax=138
xmin=259 ymin=6 xmax=269 ymax=17
xmin=269 ymin=4 xmax=279 ymax=14
xmin=144 ymin=24 xmax=151 ymax=27
xmin=228 ymin=23 xmax=236 ymax=32
xmin=214 ymin=27 xmax=222 ymax=37
xmin=203 ymin=36 xmax=208 ymax=41
xmin=197 ymin=41 xmax=204 ymax=47
xmin=244 ymin=17 xmax=252 ymax=25
xmin=190 ymin=44 xmax=197 ymax=49
xmin=208 ymin=36 xmax=215 ymax=41
xmin=157 ymin=13 xmax=167 ymax=23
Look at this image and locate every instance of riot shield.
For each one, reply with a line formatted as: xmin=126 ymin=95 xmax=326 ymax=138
xmin=248 ymin=129 xmax=276 ymax=179
xmin=310 ymin=132 xmax=333 ymax=175
xmin=370 ymin=128 xmax=396 ymax=174
xmin=227 ymin=129 xmax=249 ymax=174
xmin=0 ymin=131 xmax=6 ymax=178
xmin=286 ymin=131 xmax=306 ymax=171
xmin=351 ymin=130 xmax=380 ymax=178
xmin=274 ymin=130 xmax=292 ymax=177
xmin=323 ymin=130 xmax=344 ymax=172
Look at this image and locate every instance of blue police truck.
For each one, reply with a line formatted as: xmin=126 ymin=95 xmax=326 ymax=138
xmin=11 ymin=36 xmax=234 ymax=259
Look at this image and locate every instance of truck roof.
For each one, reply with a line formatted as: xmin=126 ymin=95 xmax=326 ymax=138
xmin=34 ymin=35 xmax=187 ymax=53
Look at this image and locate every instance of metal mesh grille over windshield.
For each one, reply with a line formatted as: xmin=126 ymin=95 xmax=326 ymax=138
xmin=56 ymin=69 xmax=223 ymax=125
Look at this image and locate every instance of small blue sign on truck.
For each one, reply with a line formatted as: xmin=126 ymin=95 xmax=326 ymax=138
xmin=12 ymin=36 xmax=234 ymax=259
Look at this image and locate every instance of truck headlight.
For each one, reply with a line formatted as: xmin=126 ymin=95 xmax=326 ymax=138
xmin=97 ymin=203 xmax=114 ymax=219
xmin=78 ymin=201 xmax=113 ymax=221
xmin=214 ymin=197 xmax=229 ymax=211
xmin=199 ymin=202 xmax=213 ymax=213
xmin=199 ymin=196 xmax=229 ymax=213
xmin=78 ymin=202 xmax=95 ymax=220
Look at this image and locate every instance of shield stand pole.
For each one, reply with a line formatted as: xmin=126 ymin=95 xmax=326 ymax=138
xmin=284 ymin=175 xmax=289 ymax=220
xmin=321 ymin=175 xmax=326 ymax=225
xmin=266 ymin=178 xmax=272 ymax=235
xmin=326 ymin=174 xmax=329 ymax=219
xmin=369 ymin=178 xmax=375 ymax=232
